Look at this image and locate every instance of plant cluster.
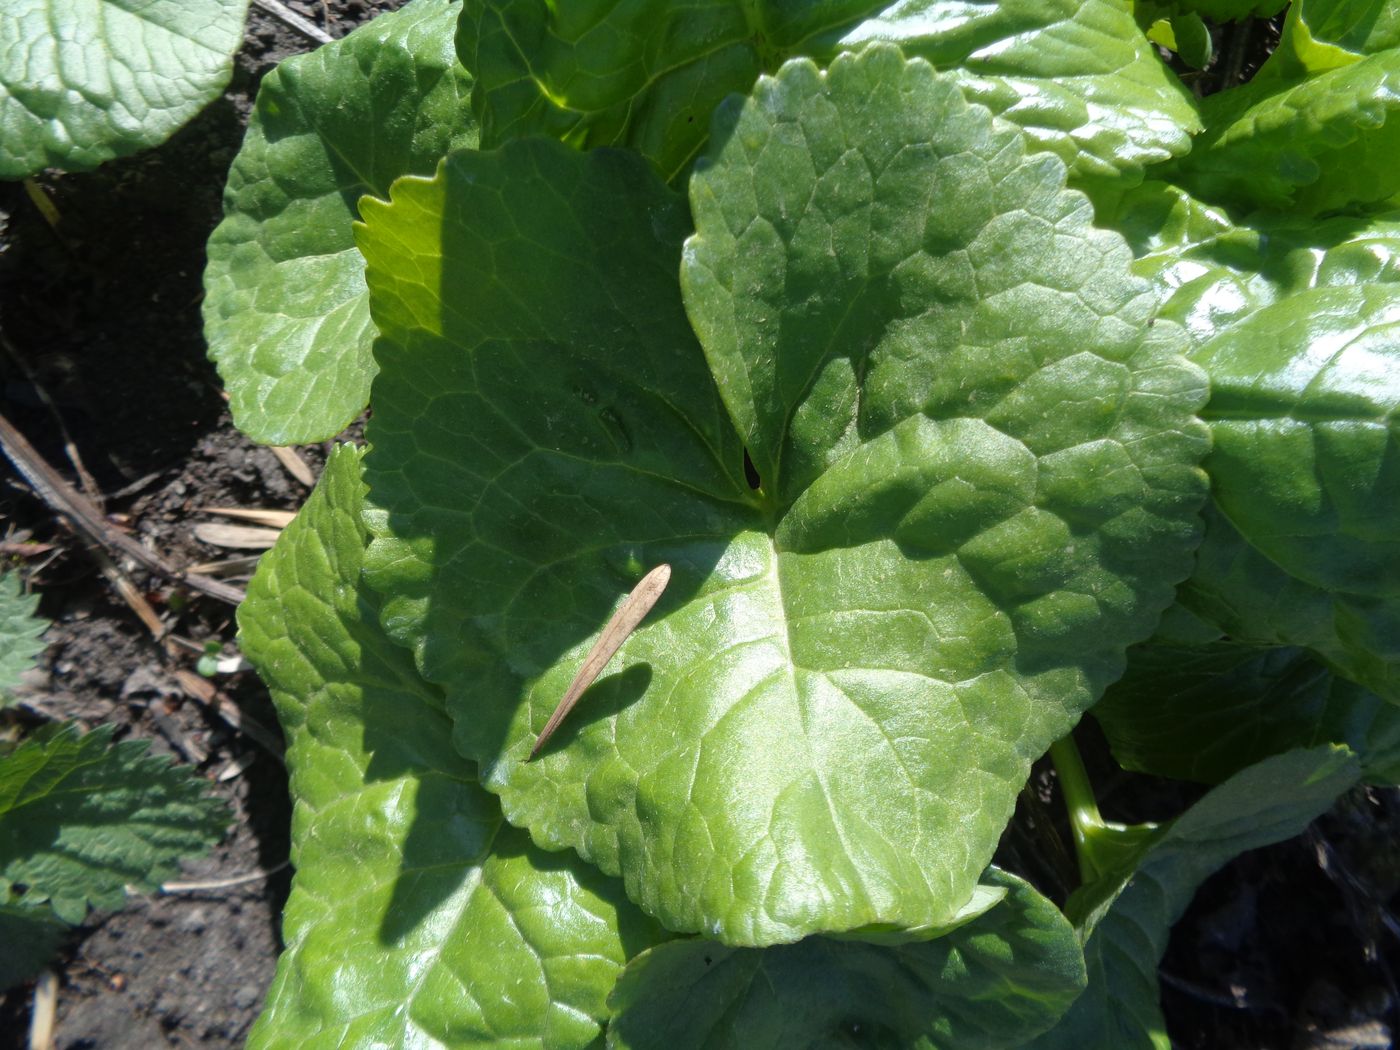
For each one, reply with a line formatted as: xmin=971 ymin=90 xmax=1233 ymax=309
xmin=198 ymin=0 xmax=1400 ymax=1045
xmin=0 ymin=574 xmax=230 ymax=988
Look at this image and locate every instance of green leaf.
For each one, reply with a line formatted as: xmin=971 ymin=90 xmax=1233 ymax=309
xmin=1194 ymin=284 xmax=1400 ymax=601
xmin=1263 ymin=0 xmax=1400 ymax=79
xmin=0 ymin=900 xmax=68 ymax=990
xmin=459 ymin=0 xmax=886 ymax=183
xmin=460 ymin=0 xmax=1199 ymax=188
xmin=1094 ymin=642 xmax=1400 ymax=785
xmin=1097 ymin=182 xmax=1400 ymax=348
xmin=204 ymin=0 xmax=476 ymax=445
xmin=359 ymin=49 xmax=1208 ymax=945
xmin=0 ymin=571 xmax=46 ymax=703
xmin=1025 ymin=746 xmax=1361 ymax=1049
xmin=0 ymin=0 xmax=250 ymax=179
xmin=1179 ymin=501 xmax=1400 ymax=704
xmin=606 ymin=869 xmax=1086 ymax=1050
xmin=1167 ymin=49 xmax=1400 ymax=215
xmin=0 ymin=723 xmax=229 ymax=924
xmin=827 ymin=0 xmax=1201 ymax=186
xmin=240 ymin=446 xmax=667 ymax=1049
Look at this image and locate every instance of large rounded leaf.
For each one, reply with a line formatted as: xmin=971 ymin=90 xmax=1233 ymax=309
xmin=0 ymin=0 xmax=249 ymax=179
xmin=239 ymin=448 xmax=667 ymax=1048
xmin=359 ymin=49 xmax=1208 ymax=946
xmin=204 ymin=0 xmax=476 ymax=445
xmin=606 ymin=869 xmax=1084 ymax=1050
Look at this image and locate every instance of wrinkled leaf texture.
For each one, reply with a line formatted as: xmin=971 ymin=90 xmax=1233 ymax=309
xmin=0 ymin=0 xmax=249 ymax=179
xmin=359 ymin=47 xmax=1208 ymax=946
xmin=0 ymin=724 xmax=229 ymax=924
xmin=239 ymin=446 xmax=668 ymax=1049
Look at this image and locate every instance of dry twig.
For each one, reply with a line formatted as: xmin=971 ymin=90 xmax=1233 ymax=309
xmin=0 ymin=409 xmax=244 ymax=604
xmin=252 ymin=0 xmax=334 ymax=44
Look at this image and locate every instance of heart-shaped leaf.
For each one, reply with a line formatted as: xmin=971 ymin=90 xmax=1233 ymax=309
xmin=358 ymin=48 xmax=1208 ymax=945
xmin=239 ymin=447 xmax=668 ymax=1048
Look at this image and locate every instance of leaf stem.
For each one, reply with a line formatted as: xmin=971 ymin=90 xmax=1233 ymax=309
xmin=1049 ymin=733 xmax=1160 ymax=886
xmin=1049 ymin=734 xmax=1104 ymax=884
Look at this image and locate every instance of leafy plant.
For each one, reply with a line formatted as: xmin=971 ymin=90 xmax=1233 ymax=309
xmin=0 ymin=572 xmax=47 ymax=707
xmin=0 ymin=0 xmax=252 ymax=180
xmin=212 ymin=0 xmax=1400 ymax=1045
xmin=0 ymin=575 xmax=231 ymax=989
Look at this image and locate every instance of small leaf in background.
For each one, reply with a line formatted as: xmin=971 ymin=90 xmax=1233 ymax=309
xmin=459 ymin=0 xmax=885 ymax=184
xmin=1094 ymin=642 xmax=1400 ymax=785
xmin=1263 ymin=0 xmax=1400 ymax=79
xmin=239 ymin=447 xmax=668 ymax=1049
xmin=203 ymin=0 xmax=476 ymax=445
xmin=0 ymin=900 xmax=68 ymax=990
xmin=0 ymin=0 xmax=250 ymax=179
xmin=0 ymin=724 xmax=230 ymax=923
xmin=359 ymin=47 xmax=1208 ymax=946
xmin=1167 ymin=48 xmax=1400 ymax=215
xmin=0 ymin=571 xmax=47 ymax=704
xmin=461 ymin=0 xmax=1199 ymax=189
xmin=606 ymin=869 xmax=1085 ymax=1050
xmin=1025 ymin=746 xmax=1361 ymax=1049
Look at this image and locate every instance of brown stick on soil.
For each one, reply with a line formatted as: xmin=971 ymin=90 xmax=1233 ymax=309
xmin=0 ymin=409 xmax=245 ymax=605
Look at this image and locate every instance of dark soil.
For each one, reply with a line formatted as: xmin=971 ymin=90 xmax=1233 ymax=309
xmin=0 ymin=3 xmax=401 ymax=1047
xmin=0 ymin=4 xmax=1395 ymax=1049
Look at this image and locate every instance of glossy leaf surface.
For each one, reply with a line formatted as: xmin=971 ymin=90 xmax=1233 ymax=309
xmin=1094 ymin=642 xmax=1400 ymax=785
xmin=1194 ymin=284 xmax=1400 ymax=603
xmin=827 ymin=0 xmax=1200 ymax=186
xmin=606 ymin=869 xmax=1084 ymax=1050
xmin=240 ymin=447 xmax=667 ymax=1049
xmin=0 ymin=724 xmax=229 ymax=924
xmin=204 ymin=0 xmax=476 ymax=445
xmin=1100 ymin=182 xmax=1400 ymax=348
xmin=0 ymin=0 xmax=249 ymax=179
xmin=1263 ymin=0 xmax=1400 ymax=78
xmin=1026 ymin=746 xmax=1360 ymax=1049
xmin=359 ymin=49 xmax=1208 ymax=945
